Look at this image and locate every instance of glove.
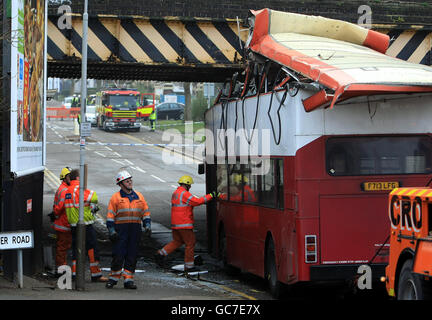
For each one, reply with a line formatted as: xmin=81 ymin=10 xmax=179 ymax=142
xmin=210 ymin=191 xmax=220 ymax=199
xmin=108 ymin=227 xmax=119 ymax=242
xmin=143 ymin=218 xmax=151 ymax=237
xmin=48 ymin=212 xmax=56 ymax=223
xmin=144 ymin=226 xmax=152 ymax=237
xmin=91 ymin=204 xmax=100 ymax=215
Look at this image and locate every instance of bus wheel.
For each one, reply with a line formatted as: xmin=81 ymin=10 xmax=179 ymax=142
xmin=265 ymin=238 xmax=281 ymax=298
xmin=219 ymin=228 xmax=240 ymax=275
xmin=397 ymin=259 xmax=431 ymax=300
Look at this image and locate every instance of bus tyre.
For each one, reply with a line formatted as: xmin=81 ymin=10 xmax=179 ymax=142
xmin=265 ymin=238 xmax=282 ymax=298
xmin=218 ymin=228 xmax=240 ymax=276
xmin=397 ymin=259 xmax=431 ymax=300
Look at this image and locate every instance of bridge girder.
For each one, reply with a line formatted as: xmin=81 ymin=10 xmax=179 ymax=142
xmin=48 ymin=14 xmax=247 ymax=81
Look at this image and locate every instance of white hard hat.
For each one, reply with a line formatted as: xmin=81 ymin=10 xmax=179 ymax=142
xmin=115 ymin=170 xmax=132 ymax=184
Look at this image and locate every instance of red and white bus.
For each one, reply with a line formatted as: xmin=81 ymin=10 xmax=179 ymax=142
xmin=202 ymin=9 xmax=432 ymax=297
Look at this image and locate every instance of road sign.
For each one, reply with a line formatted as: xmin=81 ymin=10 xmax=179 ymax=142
xmin=0 ymin=230 xmax=34 ymax=289
xmin=0 ymin=230 xmax=33 ymax=250
xmin=80 ymin=122 xmax=91 ymax=137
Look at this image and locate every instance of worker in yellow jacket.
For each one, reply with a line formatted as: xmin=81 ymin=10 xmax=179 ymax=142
xmin=64 ymin=169 xmax=107 ymax=283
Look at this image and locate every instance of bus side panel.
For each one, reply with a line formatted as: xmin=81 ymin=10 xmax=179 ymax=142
xmin=319 ymin=195 xmax=388 ymax=265
xmin=218 ymin=201 xmax=242 ymax=268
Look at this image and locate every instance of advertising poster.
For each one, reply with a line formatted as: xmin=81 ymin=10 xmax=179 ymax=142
xmin=10 ymin=0 xmax=46 ymax=175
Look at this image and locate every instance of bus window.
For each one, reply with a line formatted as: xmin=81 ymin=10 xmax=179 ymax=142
xmin=242 ymin=163 xmax=257 ymax=203
xmin=228 ymin=163 xmax=242 ymax=202
xmin=260 ymin=159 xmax=275 ymax=206
xmin=406 ymin=155 xmax=426 ymax=173
xmin=275 ymin=159 xmax=284 ymax=209
xmin=326 ymin=136 xmax=432 ymax=176
xmin=216 ymin=164 xmax=228 ymax=199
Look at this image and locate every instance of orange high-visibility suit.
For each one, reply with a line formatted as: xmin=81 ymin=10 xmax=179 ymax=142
xmin=158 ymin=186 xmax=212 ymax=269
xmin=52 ymin=181 xmax=72 ymax=268
xmin=106 ymin=190 xmax=150 ymax=285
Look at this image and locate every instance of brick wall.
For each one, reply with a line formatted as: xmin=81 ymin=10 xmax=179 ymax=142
xmin=48 ymin=0 xmax=432 ymax=25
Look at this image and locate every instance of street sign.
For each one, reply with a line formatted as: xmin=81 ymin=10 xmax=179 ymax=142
xmin=80 ymin=121 xmax=91 ymax=137
xmin=0 ymin=230 xmax=34 ymax=288
xmin=0 ymin=230 xmax=33 ymax=250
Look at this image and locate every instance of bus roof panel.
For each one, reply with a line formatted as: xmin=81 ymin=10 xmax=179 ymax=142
xmin=247 ymin=9 xmax=432 ymax=111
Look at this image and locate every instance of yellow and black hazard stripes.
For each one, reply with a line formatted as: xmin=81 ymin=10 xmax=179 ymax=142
xmin=47 ymin=15 xmax=245 ymax=66
xmin=378 ymin=26 xmax=432 ymax=65
xmin=120 ymin=19 xmax=169 ymax=63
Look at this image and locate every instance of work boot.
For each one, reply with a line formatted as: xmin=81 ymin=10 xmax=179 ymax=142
xmin=154 ymin=253 xmax=166 ymax=267
xmin=105 ymin=279 xmax=117 ymax=289
xmin=124 ymin=281 xmax=137 ymax=289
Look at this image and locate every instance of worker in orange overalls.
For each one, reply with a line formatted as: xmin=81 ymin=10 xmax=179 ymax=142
xmin=51 ymin=167 xmax=72 ymax=273
xmin=105 ymin=170 xmax=151 ymax=289
xmin=154 ymin=175 xmax=217 ymax=272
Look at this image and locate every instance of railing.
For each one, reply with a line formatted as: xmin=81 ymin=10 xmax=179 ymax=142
xmin=46 ymin=107 xmax=81 ymax=119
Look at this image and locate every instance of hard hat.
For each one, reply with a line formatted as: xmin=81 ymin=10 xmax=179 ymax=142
xmin=178 ymin=175 xmax=194 ymax=185
xmin=116 ymin=170 xmax=132 ymax=184
xmin=59 ymin=167 xmax=72 ymax=180
xmin=233 ymin=174 xmax=248 ymax=184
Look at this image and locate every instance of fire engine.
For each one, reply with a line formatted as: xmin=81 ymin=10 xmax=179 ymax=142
xmin=383 ymin=187 xmax=432 ymax=299
xmin=140 ymin=93 xmax=156 ymax=120
xmin=95 ymin=88 xmax=152 ymax=132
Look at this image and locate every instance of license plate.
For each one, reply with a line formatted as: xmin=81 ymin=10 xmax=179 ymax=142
xmin=362 ymin=181 xmax=399 ymax=191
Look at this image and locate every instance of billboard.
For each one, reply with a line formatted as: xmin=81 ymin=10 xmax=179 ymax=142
xmin=10 ymin=0 xmax=46 ymax=176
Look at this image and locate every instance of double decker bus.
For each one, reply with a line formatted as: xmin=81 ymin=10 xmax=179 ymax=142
xmin=203 ymin=9 xmax=432 ymax=297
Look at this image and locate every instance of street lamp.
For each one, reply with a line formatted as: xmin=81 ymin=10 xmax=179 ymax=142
xmin=76 ymin=0 xmax=88 ymax=291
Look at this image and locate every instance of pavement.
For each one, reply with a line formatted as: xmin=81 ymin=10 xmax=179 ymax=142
xmin=0 ymin=122 xmax=242 ymax=301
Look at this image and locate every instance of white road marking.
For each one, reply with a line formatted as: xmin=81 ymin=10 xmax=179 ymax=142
xmin=151 ymin=174 xmax=166 ymax=183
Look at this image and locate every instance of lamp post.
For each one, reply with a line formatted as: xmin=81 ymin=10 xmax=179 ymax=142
xmin=76 ymin=0 xmax=88 ymax=291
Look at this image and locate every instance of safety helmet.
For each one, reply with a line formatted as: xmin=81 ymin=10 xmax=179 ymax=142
xmin=116 ymin=170 xmax=132 ymax=185
xmin=233 ymin=174 xmax=248 ymax=184
xmin=178 ymin=175 xmax=194 ymax=185
xmin=59 ymin=167 xmax=72 ymax=180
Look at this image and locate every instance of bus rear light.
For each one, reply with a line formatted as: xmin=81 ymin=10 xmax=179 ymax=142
xmin=305 ymin=235 xmax=317 ymax=263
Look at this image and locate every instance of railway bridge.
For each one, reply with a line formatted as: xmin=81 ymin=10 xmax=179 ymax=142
xmin=47 ymin=0 xmax=432 ymax=82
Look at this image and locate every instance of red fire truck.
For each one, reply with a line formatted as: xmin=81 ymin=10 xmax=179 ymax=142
xmin=202 ymin=9 xmax=432 ymax=298
xmin=95 ymin=88 xmax=153 ymax=132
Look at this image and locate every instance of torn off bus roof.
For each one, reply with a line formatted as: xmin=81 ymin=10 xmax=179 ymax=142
xmin=246 ymin=8 xmax=432 ymax=111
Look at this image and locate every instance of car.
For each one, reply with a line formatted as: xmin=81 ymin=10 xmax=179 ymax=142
xmin=85 ymin=105 xmax=97 ymax=126
xmin=156 ymin=102 xmax=185 ymax=120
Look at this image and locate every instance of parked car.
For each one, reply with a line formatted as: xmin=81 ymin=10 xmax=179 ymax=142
xmin=62 ymin=96 xmax=73 ymax=108
xmin=85 ymin=105 xmax=97 ymax=126
xmin=156 ymin=102 xmax=185 ymax=120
